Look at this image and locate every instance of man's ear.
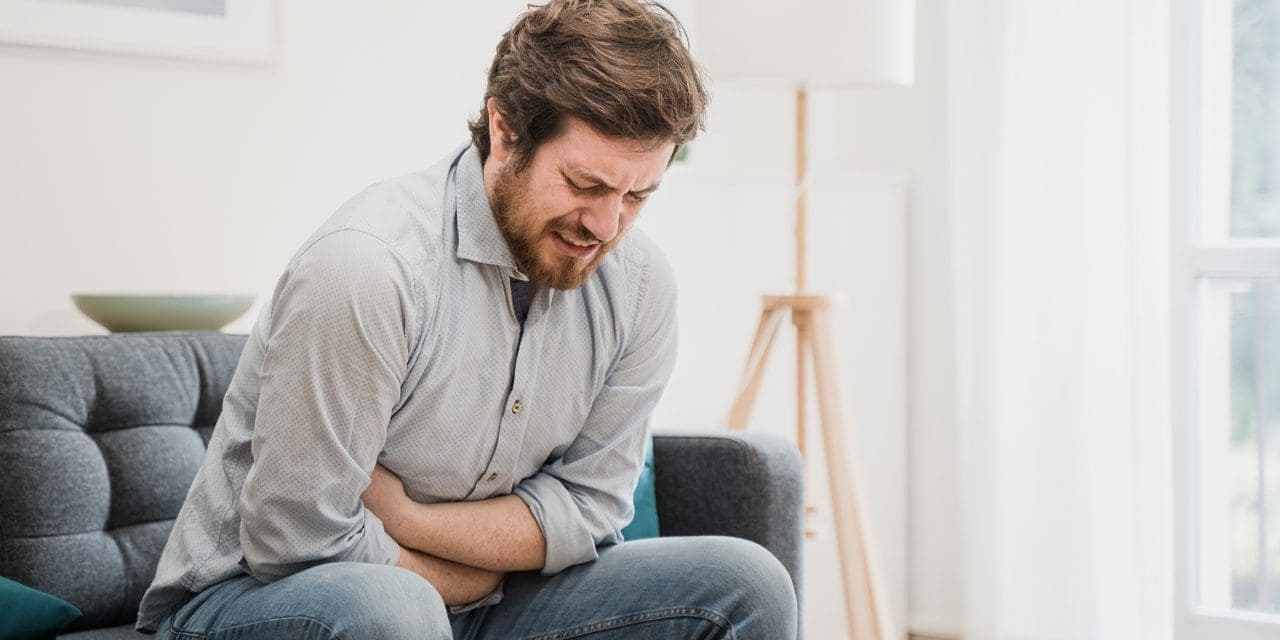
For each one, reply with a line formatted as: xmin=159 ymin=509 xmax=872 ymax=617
xmin=487 ymin=97 xmax=515 ymax=165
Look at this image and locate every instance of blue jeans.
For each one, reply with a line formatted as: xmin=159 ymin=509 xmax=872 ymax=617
xmin=155 ymin=536 xmax=797 ymax=639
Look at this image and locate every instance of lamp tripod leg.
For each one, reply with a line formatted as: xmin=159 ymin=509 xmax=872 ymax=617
xmin=794 ymin=308 xmax=821 ymax=539
xmin=727 ymin=305 xmax=787 ymax=429
xmin=808 ymin=308 xmax=897 ymax=640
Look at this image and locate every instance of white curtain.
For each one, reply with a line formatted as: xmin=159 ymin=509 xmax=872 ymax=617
xmin=948 ymin=1 xmax=1174 ymax=638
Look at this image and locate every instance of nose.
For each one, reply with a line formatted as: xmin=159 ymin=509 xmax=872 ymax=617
xmin=580 ymin=194 xmax=623 ymax=243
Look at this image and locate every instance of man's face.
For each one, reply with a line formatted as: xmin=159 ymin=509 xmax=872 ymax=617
xmin=487 ymin=116 xmax=674 ymax=290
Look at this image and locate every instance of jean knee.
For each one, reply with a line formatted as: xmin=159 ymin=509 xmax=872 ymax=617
xmin=375 ymin=565 xmax=452 ymax=639
xmin=701 ymin=537 xmax=798 ymax=639
xmin=300 ymin=562 xmax=451 ymax=640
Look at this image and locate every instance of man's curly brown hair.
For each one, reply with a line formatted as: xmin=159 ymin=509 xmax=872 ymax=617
xmin=469 ymin=0 xmax=709 ymax=173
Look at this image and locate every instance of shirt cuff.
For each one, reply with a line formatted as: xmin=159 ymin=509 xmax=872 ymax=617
xmin=511 ymin=472 xmax=604 ymax=575
xmin=447 ymin=577 xmax=505 ymax=614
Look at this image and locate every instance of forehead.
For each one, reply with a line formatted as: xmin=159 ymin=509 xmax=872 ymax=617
xmin=537 ymin=118 xmax=674 ymax=183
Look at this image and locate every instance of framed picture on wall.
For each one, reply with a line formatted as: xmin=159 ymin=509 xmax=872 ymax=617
xmin=0 ymin=0 xmax=275 ymax=64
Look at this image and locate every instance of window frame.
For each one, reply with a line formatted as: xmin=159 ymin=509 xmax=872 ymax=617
xmin=1171 ymin=0 xmax=1280 ymax=638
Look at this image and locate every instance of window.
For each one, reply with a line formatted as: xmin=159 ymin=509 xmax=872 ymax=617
xmin=1175 ymin=0 xmax=1280 ymax=638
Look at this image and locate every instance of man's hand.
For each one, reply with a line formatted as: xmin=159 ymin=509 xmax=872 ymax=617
xmin=361 ymin=463 xmax=413 ymax=539
xmin=396 ymin=545 xmax=506 ymax=606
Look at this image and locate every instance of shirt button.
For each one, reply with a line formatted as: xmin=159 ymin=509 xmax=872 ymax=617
xmin=511 ymin=400 xmax=523 ymax=414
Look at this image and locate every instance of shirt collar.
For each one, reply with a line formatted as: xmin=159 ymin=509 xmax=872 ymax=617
xmin=454 ymin=143 xmax=520 ymax=272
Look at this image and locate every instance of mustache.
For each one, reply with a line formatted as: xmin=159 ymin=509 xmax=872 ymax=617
xmin=547 ymin=222 xmax=602 ymax=245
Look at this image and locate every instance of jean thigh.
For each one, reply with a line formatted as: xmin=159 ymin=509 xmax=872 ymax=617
xmin=154 ymin=562 xmax=452 ymax=640
xmin=155 ymin=574 xmax=261 ymax=639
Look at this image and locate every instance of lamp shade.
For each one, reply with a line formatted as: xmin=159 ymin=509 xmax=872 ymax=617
xmin=694 ymin=0 xmax=915 ymax=87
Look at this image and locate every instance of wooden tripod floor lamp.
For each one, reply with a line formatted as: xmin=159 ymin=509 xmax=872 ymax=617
xmin=695 ymin=2 xmax=915 ymax=639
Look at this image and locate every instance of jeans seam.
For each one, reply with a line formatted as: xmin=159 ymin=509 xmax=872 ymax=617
xmin=176 ymin=614 xmax=337 ymax=639
xmin=522 ymin=606 xmax=734 ymax=640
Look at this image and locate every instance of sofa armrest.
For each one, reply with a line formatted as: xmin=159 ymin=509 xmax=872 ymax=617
xmin=651 ymin=429 xmax=805 ymax=621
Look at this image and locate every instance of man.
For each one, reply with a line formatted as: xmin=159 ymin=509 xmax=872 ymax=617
xmin=136 ymin=1 xmax=798 ymax=638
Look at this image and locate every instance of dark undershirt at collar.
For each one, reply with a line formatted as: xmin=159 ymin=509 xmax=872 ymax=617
xmin=510 ymin=278 xmax=535 ymax=326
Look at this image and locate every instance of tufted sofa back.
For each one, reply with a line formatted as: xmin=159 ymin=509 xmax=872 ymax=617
xmin=0 ymin=332 xmax=248 ymax=633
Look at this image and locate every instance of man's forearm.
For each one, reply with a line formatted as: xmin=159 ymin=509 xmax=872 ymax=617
xmin=388 ymin=494 xmax=546 ymax=573
xmin=395 ymin=544 xmax=505 ymax=606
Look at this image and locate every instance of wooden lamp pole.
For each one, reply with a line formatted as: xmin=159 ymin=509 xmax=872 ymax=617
xmin=725 ymin=86 xmax=899 ymax=640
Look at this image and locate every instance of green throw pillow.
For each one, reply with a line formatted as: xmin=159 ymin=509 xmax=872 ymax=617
xmin=0 ymin=577 xmax=81 ymax=640
xmin=621 ymin=437 xmax=660 ymax=540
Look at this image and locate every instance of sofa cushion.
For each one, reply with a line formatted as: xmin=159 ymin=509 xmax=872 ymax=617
xmin=0 ymin=576 xmax=81 ymax=639
xmin=620 ymin=437 xmax=659 ymax=540
xmin=0 ymin=332 xmax=245 ymax=633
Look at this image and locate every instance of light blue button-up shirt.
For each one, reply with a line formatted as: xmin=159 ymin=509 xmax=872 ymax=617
xmin=135 ymin=142 xmax=678 ymax=631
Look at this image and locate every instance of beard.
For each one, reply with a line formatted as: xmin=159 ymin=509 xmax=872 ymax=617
xmin=489 ymin=160 xmax=622 ymax=290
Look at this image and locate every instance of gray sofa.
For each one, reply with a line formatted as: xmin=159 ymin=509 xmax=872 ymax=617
xmin=0 ymin=332 xmax=805 ymax=639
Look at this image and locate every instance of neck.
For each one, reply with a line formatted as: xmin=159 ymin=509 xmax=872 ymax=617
xmin=480 ymin=155 xmax=500 ymax=209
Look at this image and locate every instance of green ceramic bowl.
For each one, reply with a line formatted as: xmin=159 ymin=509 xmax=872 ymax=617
xmin=72 ymin=293 xmax=255 ymax=333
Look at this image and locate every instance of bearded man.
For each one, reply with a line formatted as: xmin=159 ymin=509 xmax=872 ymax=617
xmin=135 ymin=1 xmax=797 ymax=638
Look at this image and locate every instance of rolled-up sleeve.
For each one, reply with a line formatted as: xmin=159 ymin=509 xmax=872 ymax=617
xmin=238 ymin=229 xmax=419 ymax=582
xmin=512 ymin=251 xmax=678 ymax=575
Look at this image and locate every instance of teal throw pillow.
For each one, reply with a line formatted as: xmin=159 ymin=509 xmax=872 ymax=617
xmin=621 ymin=436 xmax=660 ymax=540
xmin=0 ymin=577 xmax=81 ymax=640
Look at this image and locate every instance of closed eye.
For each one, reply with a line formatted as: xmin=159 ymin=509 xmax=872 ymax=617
xmin=568 ymin=179 xmax=604 ymax=195
xmin=563 ymin=170 xmax=653 ymax=202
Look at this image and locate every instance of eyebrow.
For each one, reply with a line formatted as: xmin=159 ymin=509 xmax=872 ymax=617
xmin=563 ymin=167 xmax=661 ymax=196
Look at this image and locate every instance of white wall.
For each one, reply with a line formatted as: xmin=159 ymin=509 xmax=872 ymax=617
xmin=0 ymin=0 xmax=529 ymax=335
xmin=0 ymin=0 xmax=961 ymax=637
xmin=807 ymin=2 xmax=963 ymax=636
